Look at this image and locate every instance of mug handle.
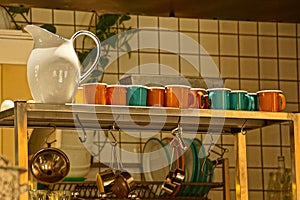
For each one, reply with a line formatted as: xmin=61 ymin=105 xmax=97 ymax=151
xmin=208 ymin=92 xmax=214 ymax=109
xmin=188 ymin=91 xmax=197 ymax=108
xmin=246 ymin=94 xmax=255 ymax=111
xmin=198 ymin=91 xmax=206 ymax=109
xmin=71 ymin=30 xmax=101 ymax=83
xmin=279 ymin=93 xmax=286 ymax=111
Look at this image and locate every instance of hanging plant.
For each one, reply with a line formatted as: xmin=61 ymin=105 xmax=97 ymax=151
xmin=78 ymin=13 xmax=138 ymax=83
xmin=0 ymin=5 xmax=56 ymax=33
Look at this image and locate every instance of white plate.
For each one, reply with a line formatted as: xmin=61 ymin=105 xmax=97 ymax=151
xmin=142 ymin=137 xmax=171 ymax=182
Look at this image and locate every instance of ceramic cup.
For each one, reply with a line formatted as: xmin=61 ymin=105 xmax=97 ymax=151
xmin=190 ymin=88 xmax=207 ymax=109
xmin=96 ymin=169 xmax=117 ymax=194
xmin=248 ymin=93 xmax=259 ymax=111
xmin=229 ymin=90 xmax=254 ymax=111
xmin=111 ymin=170 xmax=135 ymax=198
xmin=74 ymin=86 xmax=84 ymax=104
xmin=207 ymin=88 xmax=231 ymax=110
xmin=82 ymin=83 xmax=107 ymax=104
xmin=165 ymin=85 xmax=196 ymax=108
xmin=147 ymin=86 xmax=165 ymax=107
xmin=106 ymin=85 xmax=127 ymax=105
xmin=257 ymin=90 xmax=286 ymax=112
xmin=126 ymin=85 xmax=148 ymax=106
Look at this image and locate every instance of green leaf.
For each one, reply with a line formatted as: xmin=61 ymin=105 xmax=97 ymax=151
xmin=119 ymin=15 xmax=131 ymax=24
xmin=8 ymin=6 xmax=29 ymax=14
xmin=40 ymin=24 xmax=56 ymax=33
xmin=100 ymin=57 xmax=109 ymax=68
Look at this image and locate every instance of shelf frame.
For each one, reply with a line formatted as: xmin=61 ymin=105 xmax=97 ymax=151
xmin=0 ymin=101 xmax=299 ymax=200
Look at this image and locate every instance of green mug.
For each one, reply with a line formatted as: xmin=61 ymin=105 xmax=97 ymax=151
xmin=207 ymin=88 xmax=231 ymax=110
xmin=126 ymin=85 xmax=147 ymax=106
xmin=229 ymin=90 xmax=255 ymax=111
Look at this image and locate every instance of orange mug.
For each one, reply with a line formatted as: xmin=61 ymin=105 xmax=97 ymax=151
xmin=106 ymin=85 xmax=127 ymax=105
xmin=257 ymin=90 xmax=286 ymax=112
xmin=147 ymin=87 xmax=165 ymax=107
xmin=190 ymin=88 xmax=207 ymax=109
xmin=165 ymin=85 xmax=196 ymax=108
xmin=82 ymin=83 xmax=107 ymax=104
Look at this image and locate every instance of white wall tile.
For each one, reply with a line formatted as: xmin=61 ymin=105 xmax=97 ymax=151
xmin=180 ymin=55 xmax=200 ymax=76
xmin=239 ymin=35 xmax=258 ymax=56
xmin=259 ymin=80 xmax=280 ymax=90
xmin=220 ymin=57 xmax=239 ymax=78
xmin=220 ymin=35 xmax=238 ymax=56
xmin=199 ymin=19 xmax=218 ymax=33
xmin=247 ymin=146 xmax=262 ymax=167
xmin=278 ymin=23 xmax=296 ymax=36
xmin=259 ymin=58 xmax=278 ymax=79
xmin=239 ymin=21 xmax=257 ymax=35
xmin=159 ymin=17 xmax=178 ymax=30
xmin=279 ymin=81 xmax=298 ymax=102
xmin=240 ymin=58 xmax=258 ymax=79
xmin=220 ymin=20 xmax=238 ymax=34
xmin=160 ymin=54 xmax=180 ymax=76
xmin=54 ymin=9 xmax=74 ymax=25
xmin=240 ymin=80 xmax=259 ymax=92
xmin=259 ymin=36 xmax=277 ymax=57
xmin=278 ymin=37 xmax=297 ymax=58
xmin=279 ymin=59 xmax=297 ymax=80
xmin=200 ymin=33 xmax=219 ymax=55
xmin=179 ymin=18 xmax=198 ymax=31
xmin=31 ymin=8 xmax=52 ymax=24
xmin=261 ymin=124 xmax=280 ymax=145
xmin=75 ymin=11 xmax=95 ymax=26
xmin=262 ymin=147 xmax=281 ymax=168
xmin=248 ymin=169 xmax=263 ymax=189
xmin=138 ymin=15 xmax=158 ymax=28
xmin=258 ymin=22 xmax=276 ymax=36
xmin=119 ymin=52 xmax=139 ymax=74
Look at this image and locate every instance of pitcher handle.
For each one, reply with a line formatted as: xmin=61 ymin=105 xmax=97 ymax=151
xmin=71 ymin=30 xmax=101 ymax=83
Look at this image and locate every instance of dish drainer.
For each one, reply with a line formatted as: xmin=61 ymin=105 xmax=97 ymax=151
xmin=0 ymin=102 xmax=299 ymax=200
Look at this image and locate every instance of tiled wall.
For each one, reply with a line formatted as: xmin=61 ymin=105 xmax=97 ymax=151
xmin=17 ymin=7 xmax=299 ymax=199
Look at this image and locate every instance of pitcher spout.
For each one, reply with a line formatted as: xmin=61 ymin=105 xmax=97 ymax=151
xmin=24 ymin=24 xmax=66 ymax=48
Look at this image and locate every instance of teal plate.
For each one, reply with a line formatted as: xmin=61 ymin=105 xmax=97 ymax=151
xmin=193 ymin=138 xmax=207 ymax=197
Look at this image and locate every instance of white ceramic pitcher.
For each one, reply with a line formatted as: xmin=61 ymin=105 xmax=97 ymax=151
xmin=25 ymin=25 xmax=101 ymax=103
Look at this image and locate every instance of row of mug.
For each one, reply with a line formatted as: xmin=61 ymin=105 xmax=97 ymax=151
xmin=75 ymin=83 xmax=286 ymax=112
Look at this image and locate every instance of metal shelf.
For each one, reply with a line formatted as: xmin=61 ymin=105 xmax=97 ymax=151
xmin=0 ymin=102 xmax=293 ymax=133
xmin=1 ymin=101 xmax=299 ymax=200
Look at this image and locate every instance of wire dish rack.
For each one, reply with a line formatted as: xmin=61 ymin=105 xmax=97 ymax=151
xmin=46 ymin=181 xmax=225 ymax=199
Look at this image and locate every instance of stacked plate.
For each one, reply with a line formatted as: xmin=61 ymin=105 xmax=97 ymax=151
xmin=142 ymin=137 xmax=214 ymax=197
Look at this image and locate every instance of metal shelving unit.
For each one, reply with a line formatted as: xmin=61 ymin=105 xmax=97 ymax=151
xmin=0 ymin=101 xmax=299 ymax=200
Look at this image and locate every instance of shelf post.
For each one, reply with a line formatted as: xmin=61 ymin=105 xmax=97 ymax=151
xmin=235 ymin=132 xmax=248 ymax=200
xmin=291 ymin=114 xmax=300 ymax=200
xmin=14 ymin=101 xmax=28 ymax=200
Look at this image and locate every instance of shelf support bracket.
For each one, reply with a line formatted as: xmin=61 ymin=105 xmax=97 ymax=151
xmin=234 ymin=131 xmax=248 ymax=200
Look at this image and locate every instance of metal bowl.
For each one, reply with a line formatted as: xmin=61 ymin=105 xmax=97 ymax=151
xmin=30 ymin=147 xmax=70 ymax=184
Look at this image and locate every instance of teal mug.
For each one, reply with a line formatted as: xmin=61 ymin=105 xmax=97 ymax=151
xmin=248 ymin=93 xmax=259 ymax=111
xmin=126 ymin=85 xmax=147 ymax=106
xmin=229 ymin=90 xmax=255 ymax=111
xmin=207 ymin=88 xmax=231 ymax=110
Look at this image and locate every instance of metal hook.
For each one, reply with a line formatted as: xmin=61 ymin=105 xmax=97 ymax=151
xmin=109 ymin=128 xmax=123 ymax=170
xmin=44 ymin=123 xmax=57 ymax=147
xmin=171 ymin=124 xmax=187 ymax=151
xmin=75 ymin=114 xmax=87 ymax=143
xmin=241 ymin=120 xmax=247 ymax=135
